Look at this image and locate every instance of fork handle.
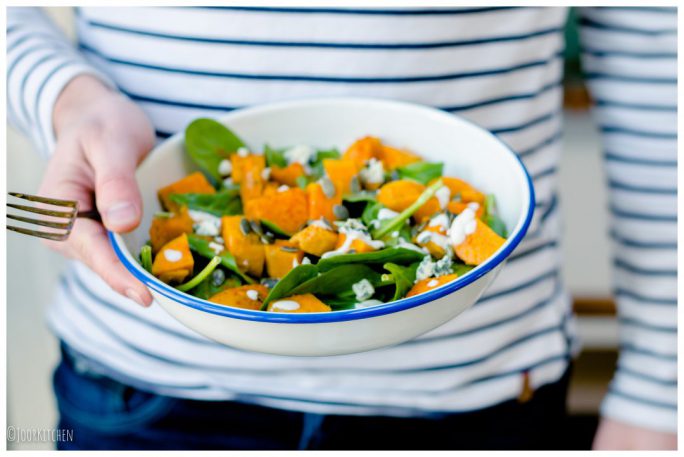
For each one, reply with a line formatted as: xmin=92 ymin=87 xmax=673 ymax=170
xmin=77 ymin=209 xmax=102 ymax=222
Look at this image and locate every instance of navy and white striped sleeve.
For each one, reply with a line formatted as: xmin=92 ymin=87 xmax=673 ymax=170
xmin=578 ymin=7 xmax=677 ymax=433
xmin=7 ymin=7 xmax=116 ymax=157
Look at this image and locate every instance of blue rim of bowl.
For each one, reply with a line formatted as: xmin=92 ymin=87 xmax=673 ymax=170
xmin=108 ymin=98 xmax=535 ymax=324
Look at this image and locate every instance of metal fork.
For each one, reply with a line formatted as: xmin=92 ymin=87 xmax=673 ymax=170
xmin=7 ymin=192 xmax=101 ymax=241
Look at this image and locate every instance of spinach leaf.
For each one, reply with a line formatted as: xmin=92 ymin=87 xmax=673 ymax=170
xmin=484 ymin=215 xmax=507 ymax=238
xmin=343 ymin=191 xmax=378 ymax=204
xmin=452 ymin=263 xmax=475 ymax=277
xmin=184 ymin=118 xmax=246 ymax=182
xmin=309 ymin=148 xmax=341 ymax=179
xmin=261 ymin=264 xmax=319 ymax=309
xmin=316 ymin=247 xmax=424 ymax=272
xmin=483 ymin=194 xmax=508 ymax=238
xmin=169 ymin=187 xmax=242 ymax=217
xmin=380 ymin=223 xmax=412 ymax=247
xmin=261 ymin=219 xmax=290 ymax=237
xmin=191 ymin=272 xmax=241 ymax=300
xmin=187 ymin=234 xmax=255 ymax=284
xmin=396 ymin=161 xmax=444 ymax=185
xmin=361 ymin=201 xmax=383 ymax=227
xmin=315 ymin=148 xmax=341 ymax=162
xmin=264 ymin=144 xmax=287 ymax=168
xmin=384 ymin=262 xmax=419 ymax=301
xmin=290 ymin=264 xmax=382 ymax=297
xmin=323 ymin=296 xmax=359 ymax=311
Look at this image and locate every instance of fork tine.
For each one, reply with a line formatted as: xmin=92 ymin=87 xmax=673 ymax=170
xmin=7 ymin=203 xmax=75 ymax=218
xmin=7 ymin=214 xmax=73 ymax=230
xmin=8 ymin=192 xmax=78 ymax=208
xmin=7 ymin=225 xmax=69 ymax=241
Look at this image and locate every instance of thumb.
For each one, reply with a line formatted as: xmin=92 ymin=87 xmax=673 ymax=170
xmin=90 ymin=137 xmax=148 ymax=233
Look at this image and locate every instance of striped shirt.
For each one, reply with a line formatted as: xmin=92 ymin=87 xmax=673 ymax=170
xmin=7 ymin=6 xmax=677 ymax=433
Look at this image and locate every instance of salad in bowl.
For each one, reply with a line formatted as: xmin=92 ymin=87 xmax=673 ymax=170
xmin=110 ymin=98 xmax=533 ymax=356
xmin=141 ymin=122 xmax=508 ymax=315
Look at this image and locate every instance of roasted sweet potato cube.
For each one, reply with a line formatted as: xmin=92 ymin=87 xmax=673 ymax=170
xmin=406 ymin=274 xmax=459 ymax=297
xmin=414 ymin=224 xmax=449 ymax=259
xmin=376 ymin=144 xmax=421 ymax=170
xmin=208 ymin=284 xmax=269 ymax=310
xmin=323 ymin=159 xmax=358 ymax=197
xmin=290 ymin=225 xmax=338 ymax=257
xmin=151 ymin=233 xmax=194 ymax=284
xmin=306 ymin=182 xmax=340 ymax=222
xmin=433 ymin=177 xmax=486 ymax=205
xmin=447 ymin=201 xmax=485 ymax=218
xmin=453 ymin=219 xmax=506 ymax=265
xmin=231 ymin=154 xmax=266 ymax=202
xmin=377 ymin=179 xmax=425 ymax=212
xmin=267 ymin=293 xmax=331 ymax=313
xmin=270 ymin=163 xmax=305 ymax=187
xmin=221 ymin=216 xmax=265 ymax=277
xmin=264 ymin=241 xmax=304 ymax=279
xmin=149 ymin=206 xmax=194 ymax=253
xmin=158 ymin=172 xmax=215 ymax=212
xmin=336 ymin=232 xmax=377 ymax=254
xmin=243 ymin=187 xmax=308 ymax=236
xmin=342 ymin=136 xmax=381 ymax=171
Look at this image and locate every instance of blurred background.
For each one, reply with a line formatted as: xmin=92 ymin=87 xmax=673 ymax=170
xmin=7 ymin=8 xmax=617 ymax=450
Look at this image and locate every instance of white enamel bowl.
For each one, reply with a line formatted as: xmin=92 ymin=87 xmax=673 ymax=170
xmin=110 ymin=98 xmax=534 ymax=357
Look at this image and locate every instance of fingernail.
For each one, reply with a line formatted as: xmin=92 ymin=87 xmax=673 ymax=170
xmin=106 ymin=202 xmax=137 ymax=227
xmin=125 ymin=288 xmax=149 ymax=307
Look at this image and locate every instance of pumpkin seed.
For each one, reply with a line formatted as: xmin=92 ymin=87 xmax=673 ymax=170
xmin=280 ymin=246 xmax=299 ymax=253
xmin=239 ymin=218 xmax=251 ymax=236
xmin=321 ymin=217 xmax=334 ymax=230
xmin=350 ymin=175 xmax=361 ymax=194
xmin=210 ymin=269 xmax=226 ymax=287
xmin=320 ymin=176 xmax=336 ymax=198
xmin=249 ymin=219 xmax=264 ymax=236
xmin=333 ymin=204 xmax=349 ymax=220
xmin=260 ymin=278 xmax=279 ymax=289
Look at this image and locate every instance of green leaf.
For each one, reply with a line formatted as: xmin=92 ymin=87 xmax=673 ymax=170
xmin=139 ymin=245 xmax=153 ymax=272
xmin=264 ymin=144 xmax=287 ymax=168
xmin=295 ymin=175 xmax=311 ymax=189
xmin=384 ymin=262 xmax=419 ymax=301
xmin=343 ymin=191 xmax=378 ymax=204
xmin=396 ymin=161 xmax=444 ymax=185
xmin=187 ymin=234 xmax=255 ymax=284
xmin=452 ymin=263 xmax=475 ymax=277
xmin=315 ymin=148 xmax=341 ymax=162
xmin=361 ymin=201 xmax=383 ymax=227
xmin=322 ymin=296 xmax=359 ymax=311
xmin=261 ymin=219 xmax=290 ymax=237
xmin=483 ymin=193 xmax=508 ymax=238
xmin=184 ymin=118 xmax=246 ymax=182
xmin=380 ymin=223 xmax=412 ymax=248
xmin=261 ymin=264 xmax=319 ymax=309
xmin=316 ymin=247 xmax=424 ymax=272
xmin=484 ymin=214 xmax=508 ymax=238
xmin=176 ymin=256 xmax=222 ymax=292
xmin=309 ymin=148 xmax=341 ymax=179
xmin=190 ymin=271 xmax=241 ymax=300
xmin=169 ymin=187 xmax=242 ymax=217
xmin=372 ymin=179 xmax=444 ymax=239
xmin=290 ymin=264 xmax=382 ymax=297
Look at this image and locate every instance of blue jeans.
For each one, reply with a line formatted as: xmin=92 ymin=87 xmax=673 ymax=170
xmin=53 ymin=342 xmax=572 ymax=450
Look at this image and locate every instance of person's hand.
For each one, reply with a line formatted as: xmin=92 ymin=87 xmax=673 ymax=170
xmin=593 ymin=417 xmax=677 ymax=450
xmin=38 ymin=74 xmax=155 ymax=307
